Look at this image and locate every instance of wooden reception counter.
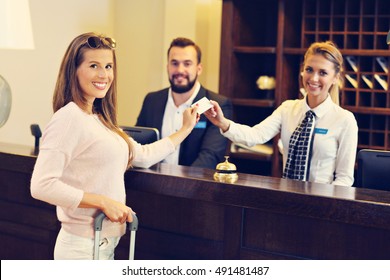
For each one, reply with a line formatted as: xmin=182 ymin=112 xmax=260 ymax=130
xmin=1 ymin=142 xmax=390 ymax=260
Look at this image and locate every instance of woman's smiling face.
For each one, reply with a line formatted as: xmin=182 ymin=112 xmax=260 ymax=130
xmin=76 ymin=48 xmax=114 ymax=109
xmin=302 ymin=53 xmax=339 ymax=107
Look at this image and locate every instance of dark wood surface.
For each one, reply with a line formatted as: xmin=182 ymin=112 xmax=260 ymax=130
xmin=1 ymin=142 xmax=390 ymax=260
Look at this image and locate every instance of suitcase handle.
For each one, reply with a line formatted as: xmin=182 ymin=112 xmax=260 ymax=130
xmin=94 ymin=212 xmax=138 ymax=231
xmin=128 ymin=213 xmax=138 ymax=231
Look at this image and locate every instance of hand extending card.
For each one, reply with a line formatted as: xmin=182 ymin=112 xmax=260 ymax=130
xmin=191 ymin=97 xmax=213 ymax=114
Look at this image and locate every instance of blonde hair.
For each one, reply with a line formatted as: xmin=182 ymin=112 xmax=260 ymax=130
xmin=303 ymin=41 xmax=344 ymax=105
xmin=52 ymin=32 xmax=134 ymax=168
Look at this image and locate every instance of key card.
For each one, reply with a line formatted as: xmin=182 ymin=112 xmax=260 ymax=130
xmin=191 ymin=97 xmax=213 ymax=114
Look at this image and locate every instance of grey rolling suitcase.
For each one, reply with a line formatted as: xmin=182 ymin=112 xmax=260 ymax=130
xmin=93 ymin=212 xmax=138 ymax=260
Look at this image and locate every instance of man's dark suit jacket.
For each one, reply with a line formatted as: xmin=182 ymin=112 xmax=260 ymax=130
xmin=136 ymin=86 xmax=233 ymax=169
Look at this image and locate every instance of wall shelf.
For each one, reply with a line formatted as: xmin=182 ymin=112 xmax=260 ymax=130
xmin=220 ymin=0 xmax=390 ymax=177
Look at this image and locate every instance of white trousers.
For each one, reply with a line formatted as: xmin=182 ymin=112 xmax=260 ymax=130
xmin=54 ymin=228 xmax=120 ymax=260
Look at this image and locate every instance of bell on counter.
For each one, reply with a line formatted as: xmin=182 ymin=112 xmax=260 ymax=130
xmin=213 ymin=156 xmax=238 ymax=183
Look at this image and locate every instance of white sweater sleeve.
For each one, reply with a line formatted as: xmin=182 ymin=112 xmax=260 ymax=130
xmin=31 ymin=149 xmax=84 ymax=209
xmin=131 ymin=137 xmax=175 ymax=168
xmin=30 ymin=105 xmax=85 ymax=209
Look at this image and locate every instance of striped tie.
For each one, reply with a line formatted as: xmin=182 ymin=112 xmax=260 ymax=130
xmin=282 ymin=110 xmax=316 ymax=181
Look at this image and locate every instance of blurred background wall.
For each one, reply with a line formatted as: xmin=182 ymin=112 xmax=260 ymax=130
xmin=0 ymin=0 xmax=222 ymax=146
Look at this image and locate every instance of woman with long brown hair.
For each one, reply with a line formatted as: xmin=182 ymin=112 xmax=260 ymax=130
xmin=31 ymin=32 xmax=198 ymax=259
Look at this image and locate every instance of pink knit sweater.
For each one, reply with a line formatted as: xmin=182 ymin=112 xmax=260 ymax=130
xmin=31 ymin=102 xmax=175 ymax=238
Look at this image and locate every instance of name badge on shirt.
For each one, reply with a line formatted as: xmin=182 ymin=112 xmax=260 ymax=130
xmin=314 ymin=128 xmax=328 ymax=135
xmin=194 ymin=121 xmax=207 ymax=129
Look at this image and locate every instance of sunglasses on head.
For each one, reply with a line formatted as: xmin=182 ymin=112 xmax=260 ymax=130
xmin=86 ymin=36 xmax=116 ymax=49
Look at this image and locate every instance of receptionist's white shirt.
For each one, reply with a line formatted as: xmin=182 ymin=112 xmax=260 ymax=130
xmin=223 ymin=95 xmax=358 ymax=186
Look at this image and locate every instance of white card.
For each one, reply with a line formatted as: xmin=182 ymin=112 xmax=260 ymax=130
xmin=191 ymin=97 xmax=213 ymax=114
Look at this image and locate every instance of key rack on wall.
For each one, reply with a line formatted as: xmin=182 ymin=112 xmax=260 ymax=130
xmin=219 ymin=0 xmax=390 ymax=177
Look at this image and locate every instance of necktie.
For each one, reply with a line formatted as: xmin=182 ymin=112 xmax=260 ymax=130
xmin=282 ymin=110 xmax=316 ymax=181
